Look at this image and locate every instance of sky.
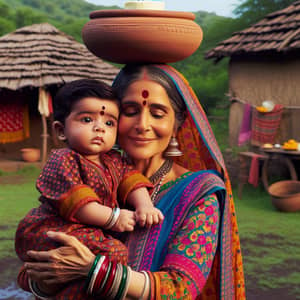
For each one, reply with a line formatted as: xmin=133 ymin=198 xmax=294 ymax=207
xmin=86 ymin=0 xmax=242 ymax=17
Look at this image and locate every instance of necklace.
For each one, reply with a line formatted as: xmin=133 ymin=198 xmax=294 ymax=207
xmin=149 ymin=159 xmax=173 ymax=185
xmin=149 ymin=159 xmax=173 ymax=202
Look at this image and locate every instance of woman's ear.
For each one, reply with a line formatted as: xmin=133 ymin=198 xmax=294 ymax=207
xmin=52 ymin=121 xmax=66 ymax=141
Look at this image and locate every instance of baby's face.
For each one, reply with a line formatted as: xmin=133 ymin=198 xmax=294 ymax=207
xmin=63 ymin=97 xmax=119 ymax=161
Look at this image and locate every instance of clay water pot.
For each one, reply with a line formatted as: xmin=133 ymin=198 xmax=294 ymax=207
xmin=268 ymin=180 xmax=300 ymax=212
xmin=82 ymin=9 xmax=203 ymax=64
xmin=20 ymin=148 xmax=40 ymax=162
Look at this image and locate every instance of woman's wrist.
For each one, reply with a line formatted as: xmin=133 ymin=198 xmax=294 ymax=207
xmin=85 ymin=255 xmax=134 ymax=299
xmin=28 ymin=278 xmax=53 ymax=300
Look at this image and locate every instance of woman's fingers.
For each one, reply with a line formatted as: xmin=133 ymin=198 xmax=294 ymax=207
xmin=46 ymin=231 xmax=80 ymax=247
xmin=27 ymin=250 xmax=51 ymax=262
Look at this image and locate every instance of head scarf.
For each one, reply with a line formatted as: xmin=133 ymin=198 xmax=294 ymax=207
xmin=151 ymin=64 xmax=246 ymax=300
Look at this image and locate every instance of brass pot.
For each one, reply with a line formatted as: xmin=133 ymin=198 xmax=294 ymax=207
xmin=20 ymin=148 xmax=41 ymax=162
xmin=268 ymin=180 xmax=300 ymax=212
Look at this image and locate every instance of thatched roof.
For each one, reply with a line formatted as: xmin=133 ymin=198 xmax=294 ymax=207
xmin=206 ymin=1 xmax=300 ymax=61
xmin=0 ymin=23 xmax=119 ymax=90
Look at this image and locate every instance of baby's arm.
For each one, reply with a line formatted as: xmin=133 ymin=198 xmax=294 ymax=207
xmin=74 ymin=203 xmax=136 ymax=232
xmin=127 ymin=187 xmax=164 ymax=227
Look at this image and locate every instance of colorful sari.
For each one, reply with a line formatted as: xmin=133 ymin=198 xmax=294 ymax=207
xmin=125 ymin=64 xmax=245 ymax=299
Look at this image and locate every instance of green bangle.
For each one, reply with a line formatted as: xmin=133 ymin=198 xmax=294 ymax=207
xmin=115 ymin=264 xmax=128 ymax=300
xmin=85 ymin=255 xmax=101 ymax=291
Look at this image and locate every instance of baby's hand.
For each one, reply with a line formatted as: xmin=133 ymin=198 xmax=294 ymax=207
xmin=111 ymin=209 xmax=136 ymax=232
xmin=135 ymin=205 xmax=164 ymax=228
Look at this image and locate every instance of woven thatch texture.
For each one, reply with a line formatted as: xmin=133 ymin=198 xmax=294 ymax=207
xmin=206 ymin=1 xmax=300 ymax=60
xmin=0 ymin=23 xmax=119 ymax=90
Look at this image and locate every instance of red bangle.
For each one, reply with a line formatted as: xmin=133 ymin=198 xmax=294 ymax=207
xmin=100 ymin=261 xmax=117 ymax=297
xmin=93 ymin=257 xmax=109 ymax=294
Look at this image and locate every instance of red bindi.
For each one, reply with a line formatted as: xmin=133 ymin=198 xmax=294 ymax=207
xmin=100 ymin=106 xmax=105 ymax=115
xmin=142 ymin=90 xmax=149 ymax=99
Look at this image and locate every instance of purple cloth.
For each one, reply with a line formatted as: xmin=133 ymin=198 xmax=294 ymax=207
xmin=238 ymin=103 xmax=252 ymax=146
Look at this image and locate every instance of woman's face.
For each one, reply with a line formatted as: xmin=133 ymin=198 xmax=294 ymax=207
xmin=118 ymin=80 xmax=176 ymax=161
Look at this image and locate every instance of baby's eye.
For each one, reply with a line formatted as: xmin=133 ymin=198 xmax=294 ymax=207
xmin=80 ymin=116 xmax=92 ymax=123
xmin=106 ymin=120 xmax=115 ymax=127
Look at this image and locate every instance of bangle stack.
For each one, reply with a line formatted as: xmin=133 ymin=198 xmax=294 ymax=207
xmin=85 ymin=254 xmax=132 ymax=300
xmin=103 ymin=207 xmax=120 ymax=229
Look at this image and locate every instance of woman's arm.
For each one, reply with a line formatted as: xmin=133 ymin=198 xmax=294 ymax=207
xmin=23 ymin=231 xmax=150 ymax=299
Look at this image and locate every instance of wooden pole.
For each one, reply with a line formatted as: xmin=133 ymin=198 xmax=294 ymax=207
xmin=41 ymin=114 xmax=48 ymax=164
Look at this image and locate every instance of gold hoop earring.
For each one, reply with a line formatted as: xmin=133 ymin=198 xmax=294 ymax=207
xmin=164 ymin=137 xmax=183 ymax=157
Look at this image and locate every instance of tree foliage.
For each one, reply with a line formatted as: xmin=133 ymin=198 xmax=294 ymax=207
xmin=233 ymin=0 xmax=296 ymax=27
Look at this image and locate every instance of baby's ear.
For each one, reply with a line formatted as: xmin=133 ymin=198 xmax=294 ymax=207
xmin=52 ymin=121 xmax=66 ymax=141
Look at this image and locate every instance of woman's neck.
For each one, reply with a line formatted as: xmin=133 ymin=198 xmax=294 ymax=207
xmin=133 ymin=156 xmax=165 ymax=179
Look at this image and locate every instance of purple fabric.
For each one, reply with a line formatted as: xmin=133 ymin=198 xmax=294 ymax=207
xmin=238 ymin=103 xmax=252 ymax=146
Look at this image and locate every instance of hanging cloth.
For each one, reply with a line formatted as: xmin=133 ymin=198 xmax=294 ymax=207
xmin=0 ymin=101 xmax=29 ymax=144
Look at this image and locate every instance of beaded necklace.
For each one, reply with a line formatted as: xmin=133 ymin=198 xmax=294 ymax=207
xmin=149 ymin=159 xmax=173 ymax=202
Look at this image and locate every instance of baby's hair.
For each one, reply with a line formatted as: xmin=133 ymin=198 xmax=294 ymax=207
xmin=53 ymin=79 xmax=118 ymax=124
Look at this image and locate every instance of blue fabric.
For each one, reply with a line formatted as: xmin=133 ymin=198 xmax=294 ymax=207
xmin=150 ymin=170 xmax=226 ymax=270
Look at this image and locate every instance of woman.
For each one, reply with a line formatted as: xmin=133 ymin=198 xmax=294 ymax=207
xmin=18 ymin=64 xmax=245 ymax=299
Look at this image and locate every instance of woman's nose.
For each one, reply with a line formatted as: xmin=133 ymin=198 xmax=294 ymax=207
xmin=135 ymin=112 xmax=150 ymax=132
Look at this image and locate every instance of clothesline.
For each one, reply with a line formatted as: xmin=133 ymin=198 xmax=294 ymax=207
xmin=227 ymin=95 xmax=300 ymax=110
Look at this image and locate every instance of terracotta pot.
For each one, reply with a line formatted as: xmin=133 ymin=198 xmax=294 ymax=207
xmin=20 ymin=148 xmax=41 ymax=162
xmin=268 ymin=180 xmax=300 ymax=212
xmin=82 ymin=9 xmax=203 ymax=64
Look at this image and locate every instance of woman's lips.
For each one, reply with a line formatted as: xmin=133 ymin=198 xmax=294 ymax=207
xmin=128 ymin=136 xmax=156 ymax=144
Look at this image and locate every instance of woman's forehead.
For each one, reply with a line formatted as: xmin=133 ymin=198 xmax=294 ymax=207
xmin=123 ymin=80 xmax=168 ymax=99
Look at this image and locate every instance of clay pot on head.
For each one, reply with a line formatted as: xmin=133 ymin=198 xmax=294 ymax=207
xmin=82 ymin=9 xmax=203 ymax=64
xmin=20 ymin=148 xmax=41 ymax=162
xmin=268 ymin=180 xmax=300 ymax=212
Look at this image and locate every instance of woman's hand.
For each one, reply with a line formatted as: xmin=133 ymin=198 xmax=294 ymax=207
xmin=25 ymin=231 xmax=95 ymax=286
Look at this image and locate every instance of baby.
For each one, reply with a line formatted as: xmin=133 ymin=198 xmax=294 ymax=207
xmin=15 ymin=79 xmax=163 ymax=264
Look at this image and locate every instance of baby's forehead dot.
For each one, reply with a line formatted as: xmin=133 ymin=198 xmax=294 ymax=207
xmin=102 ymin=106 xmax=105 ymax=110
xmin=143 ymin=100 xmax=147 ymax=106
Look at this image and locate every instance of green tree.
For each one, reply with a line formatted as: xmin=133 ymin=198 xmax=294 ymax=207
xmin=234 ymin=0 xmax=296 ymax=26
xmin=14 ymin=6 xmax=47 ymax=28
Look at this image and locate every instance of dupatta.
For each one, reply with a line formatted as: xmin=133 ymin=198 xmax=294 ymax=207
xmin=152 ymin=64 xmax=245 ymax=300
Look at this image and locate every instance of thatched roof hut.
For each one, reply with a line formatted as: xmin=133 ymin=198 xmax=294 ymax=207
xmin=0 ymin=23 xmax=119 ymax=163
xmin=206 ymin=1 xmax=300 ymax=147
xmin=0 ymin=23 xmax=118 ymax=90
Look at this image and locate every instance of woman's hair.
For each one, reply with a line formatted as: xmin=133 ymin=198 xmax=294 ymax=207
xmin=112 ymin=64 xmax=187 ymax=129
xmin=53 ymin=79 xmax=117 ymax=124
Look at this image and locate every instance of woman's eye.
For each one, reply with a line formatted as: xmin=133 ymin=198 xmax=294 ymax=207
xmin=151 ymin=109 xmax=165 ymax=119
xmin=106 ymin=120 xmax=115 ymax=127
xmin=122 ymin=106 xmax=139 ymax=116
xmin=80 ymin=116 xmax=92 ymax=123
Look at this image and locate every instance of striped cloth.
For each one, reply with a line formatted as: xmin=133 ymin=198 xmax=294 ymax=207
xmin=251 ymin=104 xmax=283 ymax=146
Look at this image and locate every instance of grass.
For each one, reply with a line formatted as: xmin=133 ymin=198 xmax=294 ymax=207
xmin=0 ymin=166 xmax=40 ymax=259
xmin=232 ymin=184 xmax=300 ymax=298
xmin=0 ymin=163 xmax=300 ymax=298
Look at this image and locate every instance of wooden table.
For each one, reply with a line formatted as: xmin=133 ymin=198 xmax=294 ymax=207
xmin=260 ymin=148 xmax=300 ymax=190
xmin=237 ymin=148 xmax=300 ymax=198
